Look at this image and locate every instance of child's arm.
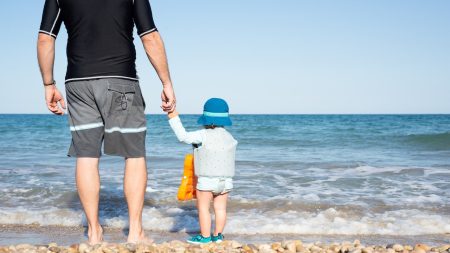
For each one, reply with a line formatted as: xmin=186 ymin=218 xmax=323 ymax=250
xmin=168 ymin=111 xmax=204 ymax=144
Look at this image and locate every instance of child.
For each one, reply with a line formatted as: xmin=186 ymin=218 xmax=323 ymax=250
xmin=168 ymin=98 xmax=238 ymax=244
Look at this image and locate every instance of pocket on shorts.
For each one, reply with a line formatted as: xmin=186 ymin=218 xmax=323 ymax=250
xmin=133 ymin=83 xmax=146 ymax=110
xmin=107 ymin=81 xmax=136 ymax=115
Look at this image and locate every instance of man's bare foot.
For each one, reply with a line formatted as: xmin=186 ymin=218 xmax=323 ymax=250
xmin=127 ymin=229 xmax=153 ymax=244
xmin=87 ymin=224 xmax=103 ymax=245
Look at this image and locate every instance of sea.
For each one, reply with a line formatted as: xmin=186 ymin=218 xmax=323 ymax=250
xmin=0 ymin=114 xmax=449 ymax=236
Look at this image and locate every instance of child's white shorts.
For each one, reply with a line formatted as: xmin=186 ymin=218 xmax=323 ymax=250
xmin=196 ymin=177 xmax=233 ymax=195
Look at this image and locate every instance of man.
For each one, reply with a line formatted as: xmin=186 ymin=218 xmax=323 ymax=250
xmin=37 ymin=0 xmax=176 ymax=244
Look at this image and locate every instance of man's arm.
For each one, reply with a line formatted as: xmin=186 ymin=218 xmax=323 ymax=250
xmin=37 ymin=34 xmax=66 ymax=115
xmin=38 ymin=0 xmax=65 ymax=115
xmin=141 ymin=32 xmax=176 ymax=113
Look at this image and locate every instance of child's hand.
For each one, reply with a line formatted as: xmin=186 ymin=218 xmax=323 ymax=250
xmin=168 ymin=110 xmax=179 ymax=119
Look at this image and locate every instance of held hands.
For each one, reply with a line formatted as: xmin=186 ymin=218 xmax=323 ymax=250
xmin=167 ymin=110 xmax=179 ymax=119
xmin=161 ymin=83 xmax=176 ymax=113
xmin=45 ymin=85 xmax=66 ymax=115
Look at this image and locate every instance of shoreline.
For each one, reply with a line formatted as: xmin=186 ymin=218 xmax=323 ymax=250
xmin=1 ymin=225 xmax=449 ymax=247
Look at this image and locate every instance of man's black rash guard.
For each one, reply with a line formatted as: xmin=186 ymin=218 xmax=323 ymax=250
xmin=39 ymin=0 xmax=158 ymax=82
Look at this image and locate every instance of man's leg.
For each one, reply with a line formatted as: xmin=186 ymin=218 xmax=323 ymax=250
xmin=124 ymin=157 xmax=149 ymax=243
xmin=76 ymin=158 xmax=103 ymax=244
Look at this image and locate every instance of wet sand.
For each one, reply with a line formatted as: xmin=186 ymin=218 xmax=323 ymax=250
xmin=0 ymin=225 xmax=449 ymax=247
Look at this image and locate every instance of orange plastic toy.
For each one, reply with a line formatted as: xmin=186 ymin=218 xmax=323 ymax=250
xmin=177 ymin=154 xmax=197 ymax=201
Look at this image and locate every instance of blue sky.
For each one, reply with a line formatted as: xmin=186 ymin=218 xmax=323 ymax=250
xmin=0 ymin=1 xmax=449 ymax=114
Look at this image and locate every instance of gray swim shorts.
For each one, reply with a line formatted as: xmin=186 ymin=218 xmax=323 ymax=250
xmin=65 ymin=78 xmax=147 ymax=158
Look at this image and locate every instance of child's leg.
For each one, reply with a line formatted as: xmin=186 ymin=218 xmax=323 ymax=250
xmin=196 ymin=189 xmax=213 ymax=237
xmin=213 ymin=193 xmax=228 ymax=236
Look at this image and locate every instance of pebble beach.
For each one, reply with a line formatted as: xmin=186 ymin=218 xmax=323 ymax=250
xmin=2 ymin=240 xmax=450 ymax=253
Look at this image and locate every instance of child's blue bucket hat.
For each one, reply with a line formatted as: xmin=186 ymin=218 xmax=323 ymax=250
xmin=197 ymin=98 xmax=232 ymax=126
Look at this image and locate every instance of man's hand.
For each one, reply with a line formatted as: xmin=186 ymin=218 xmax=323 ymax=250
xmin=45 ymin=85 xmax=66 ymax=115
xmin=161 ymin=84 xmax=176 ymax=113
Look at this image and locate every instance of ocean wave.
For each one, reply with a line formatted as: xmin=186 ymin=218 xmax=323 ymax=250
xmin=1 ymin=206 xmax=449 ymax=235
xmin=404 ymin=132 xmax=450 ymax=150
xmin=226 ymin=208 xmax=450 ymax=235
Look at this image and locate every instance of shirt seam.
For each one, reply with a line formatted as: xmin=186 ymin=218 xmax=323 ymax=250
xmin=50 ymin=8 xmax=61 ymax=36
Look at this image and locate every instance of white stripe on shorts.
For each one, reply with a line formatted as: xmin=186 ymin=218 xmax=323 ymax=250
xmin=70 ymin=122 xmax=104 ymax=132
xmin=105 ymin=127 xmax=147 ymax=134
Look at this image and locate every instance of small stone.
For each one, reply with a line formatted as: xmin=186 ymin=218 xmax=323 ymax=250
xmin=248 ymin=244 xmax=258 ymax=251
xmin=281 ymin=241 xmax=290 ymax=249
xmin=170 ymin=241 xmax=184 ymax=247
xmin=310 ymin=245 xmax=322 ymax=253
xmin=102 ymin=248 xmax=112 ymax=253
xmin=69 ymin=245 xmax=79 ymax=250
xmin=146 ymin=245 xmax=158 ymax=253
xmin=48 ymin=244 xmax=58 ymax=248
xmin=437 ymin=245 xmax=450 ymax=252
xmin=296 ymin=245 xmax=305 ymax=252
xmin=414 ymin=245 xmax=430 ymax=252
xmin=314 ymin=242 xmax=324 ymax=248
xmin=351 ymin=250 xmax=361 ymax=253
xmin=173 ymin=247 xmax=185 ymax=253
xmin=134 ymin=244 xmax=144 ymax=253
xmin=340 ymin=246 xmax=350 ymax=253
xmin=304 ymin=244 xmax=313 ymax=250
xmin=412 ymin=250 xmax=426 ymax=253
xmin=79 ymin=244 xmax=89 ymax=253
xmin=92 ymin=248 xmax=104 ymax=253
xmin=199 ymin=243 xmax=214 ymax=252
xmin=260 ymin=245 xmax=272 ymax=250
xmin=118 ymin=248 xmax=130 ymax=253
xmin=286 ymin=242 xmax=296 ymax=253
xmin=67 ymin=248 xmax=78 ymax=253
xmin=393 ymin=245 xmax=404 ymax=252
xmin=192 ymin=248 xmax=207 ymax=253
xmin=49 ymin=246 xmax=61 ymax=253
xmin=0 ymin=247 xmax=9 ymax=253
xmin=272 ymin=243 xmax=282 ymax=251
xmin=260 ymin=249 xmax=277 ymax=253
xmin=125 ymin=244 xmax=136 ymax=253
xmin=362 ymin=247 xmax=373 ymax=253
xmin=404 ymin=246 xmax=413 ymax=251
xmin=387 ymin=248 xmax=396 ymax=253
xmin=103 ymin=247 xmax=119 ymax=253
xmin=231 ymin=241 xmax=243 ymax=249
xmin=243 ymin=245 xmax=254 ymax=253
xmin=330 ymin=245 xmax=341 ymax=253
xmin=354 ymin=241 xmax=361 ymax=247
xmin=374 ymin=246 xmax=386 ymax=253
xmin=37 ymin=246 xmax=48 ymax=253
